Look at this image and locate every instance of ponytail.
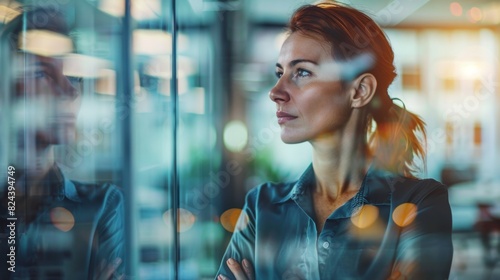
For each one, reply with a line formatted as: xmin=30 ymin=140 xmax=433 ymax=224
xmin=369 ymin=97 xmax=426 ymax=178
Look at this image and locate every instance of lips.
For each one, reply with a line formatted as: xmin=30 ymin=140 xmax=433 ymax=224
xmin=276 ymin=111 xmax=297 ymax=124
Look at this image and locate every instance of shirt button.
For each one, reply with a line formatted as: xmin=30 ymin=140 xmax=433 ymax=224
xmin=322 ymin=241 xmax=330 ymax=249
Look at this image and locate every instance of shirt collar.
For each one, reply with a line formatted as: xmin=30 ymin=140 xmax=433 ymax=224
xmin=362 ymin=167 xmax=395 ymax=205
xmin=54 ymin=165 xmax=81 ymax=202
xmin=271 ymin=164 xmax=315 ymax=204
xmin=15 ymin=164 xmax=81 ymax=202
xmin=271 ymin=163 xmax=395 ymax=206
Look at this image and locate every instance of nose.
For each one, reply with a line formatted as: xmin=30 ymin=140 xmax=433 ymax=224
xmin=269 ymin=78 xmax=290 ymax=105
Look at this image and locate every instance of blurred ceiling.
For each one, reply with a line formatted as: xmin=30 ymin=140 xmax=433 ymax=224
xmin=3 ymin=0 xmax=499 ymax=28
xmin=247 ymin=0 xmax=500 ymax=27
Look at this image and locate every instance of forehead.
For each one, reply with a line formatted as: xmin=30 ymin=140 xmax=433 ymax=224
xmin=14 ymin=53 xmax=63 ymax=68
xmin=11 ymin=53 xmax=63 ymax=82
xmin=278 ymin=32 xmax=332 ymax=65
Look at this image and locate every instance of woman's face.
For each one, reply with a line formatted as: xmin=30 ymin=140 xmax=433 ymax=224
xmin=12 ymin=53 xmax=81 ymax=147
xmin=270 ymin=32 xmax=352 ymax=144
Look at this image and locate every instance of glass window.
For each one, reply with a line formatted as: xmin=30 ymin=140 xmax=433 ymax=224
xmin=1 ymin=1 xmax=499 ymax=279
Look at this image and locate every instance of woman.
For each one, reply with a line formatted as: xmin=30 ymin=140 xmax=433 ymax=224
xmin=0 ymin=6 xmax=124 ymax=280
xmin=216 ymin=2 xmax=452 ymax=280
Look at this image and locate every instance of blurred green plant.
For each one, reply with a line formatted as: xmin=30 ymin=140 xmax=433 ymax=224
xmin=248 ymin=147 xmax=290 ymax=183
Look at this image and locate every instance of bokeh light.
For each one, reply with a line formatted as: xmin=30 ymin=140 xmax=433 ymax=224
xmin=457 ymin=61 xmax=483 ymax=80
xmin=0 ymin=1 xmax=21 ymax=23
xmin=220 ymin=208 xmax=248 ymax=232
xmin=351 ymin=205 xmax=379 ymax=229
xmin=134 ymin=30 xmax=172 ymax=55
xmin=468 ymin=7 xmax=482 ymax=23
xmin=223 ymin=120 xmax=248 ymax=152
xmin=450 ymin=2 xmax=462 ymax=17
xmin=63 ymin=54 xmax=111 ymax=78
xmin=50 ymin=207 xmax=75 ymax=232
xmin=19 ymin=30 xmax=73 ymax=57
xmin=163 ymin=208 xmax=196 ymax=233
xmin=99 ymin=0 xmax=161 ymax=20
xmin=392 ymin=203 xmax=417 ymax=227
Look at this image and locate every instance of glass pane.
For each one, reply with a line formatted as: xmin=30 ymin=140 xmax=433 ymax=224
xmin=0 ymin=0 xmax=175 ymax=279
xmin=176 ymin=1 xmax=226 ymax=279
xmin=129 ymin=0 xmax=175 ymax=278
xmin=0 ymin=0 xmax=133 ymax=278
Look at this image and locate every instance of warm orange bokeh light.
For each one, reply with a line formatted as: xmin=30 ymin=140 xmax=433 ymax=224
xmin=392 ymin=203 xmax=417 ymax=227
xmin=163 ymin=208 xmax=196 ymax=233
xmin=50 ymin=207 xmax=75 ymax=232
xmin=351 ymin=205 xmax=379 ymax=229
xmin=450 ymin=2 xmax=462 ymax=17
xmin=220 ymin=208 xmax=248 ymax=232
xmin=468 ymin=7 xmax=483 ymax=23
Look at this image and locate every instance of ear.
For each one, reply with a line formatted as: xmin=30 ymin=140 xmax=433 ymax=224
xmin=349 ymin=73 xmax=377 ymax=109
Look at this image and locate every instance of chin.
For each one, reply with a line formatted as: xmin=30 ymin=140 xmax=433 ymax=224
xmin=280 ymin=133 xmax=306 ymax=144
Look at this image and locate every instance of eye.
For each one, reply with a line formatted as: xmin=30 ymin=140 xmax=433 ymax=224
xmin=295 ymin=68 xmax=311 ymax=78
xmin=28 ymin=69 xmax=53 ymax=82
xmin=34 ymin=70 xmax=47 ymax=79
xmin=275 ymin=70 xmax=283 ymax=79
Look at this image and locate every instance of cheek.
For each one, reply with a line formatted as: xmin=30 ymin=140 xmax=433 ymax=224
xmin=11 ymin=99 xmax=51 ymax=132
xmin=28 ymin=97 xmax=55 ymax=118
xmin=16 ymin=78 xmax=54 ymax=97
xmin=70 ymin=95 xmax=82 ymax=113
xmin=300 ymin=86 xmax=348 ymax=115
xmin=314 ymin=97 xmax=351 ymax=130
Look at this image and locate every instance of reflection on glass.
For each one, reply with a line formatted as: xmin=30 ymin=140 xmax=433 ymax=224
xmin=0 ymin=4 xmax=124 ymax=279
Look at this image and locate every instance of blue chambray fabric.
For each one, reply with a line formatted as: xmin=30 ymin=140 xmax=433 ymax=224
xmin=216 ymin=164 xmax=453 ymax=280
xmin=0 ymin=165 xmax=124 ymax=280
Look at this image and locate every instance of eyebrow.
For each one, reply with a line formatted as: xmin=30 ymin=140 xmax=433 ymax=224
xmin=37 ymin=61 xmax=57 ymax=71
xmin=30 ymin=60 xmax=59 ymax=77
xmin=276 ymin=59 xmax=318 ymax=69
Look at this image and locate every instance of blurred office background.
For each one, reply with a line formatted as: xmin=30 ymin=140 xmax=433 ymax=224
xmin=1 ymin=0 xmax=499 ymax=279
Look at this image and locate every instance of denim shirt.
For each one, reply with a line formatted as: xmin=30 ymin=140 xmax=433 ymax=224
xmin=216 ymin=164 xmax=453 ymax=280
xmin=0 ymin=165 xmax=124 ymax=280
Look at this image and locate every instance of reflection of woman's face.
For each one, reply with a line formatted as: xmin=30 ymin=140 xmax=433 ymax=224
xmin=13 ymin=53 xmax=81 ymax=147
xmin=270 ymin=32 xmax=352 ymax=144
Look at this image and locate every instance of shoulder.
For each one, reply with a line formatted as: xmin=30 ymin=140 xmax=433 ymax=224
xmin=244 ymin=180 xmax=296 ymax=206
xmin=382 ymin=173 xmax=448 ymax=206
xmin=366 ymin=168 xmax=448 ymax=205
xmin=70 ymin=180 xmax=124 ymax=207
xmin=395 ymin=177 xmax=447 ymax=200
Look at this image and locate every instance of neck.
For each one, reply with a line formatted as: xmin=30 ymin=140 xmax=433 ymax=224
xmin=310 ymin=120 xmax=370 ymax=200
xmin=14 ymin=145 xmax=58 ymax=219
